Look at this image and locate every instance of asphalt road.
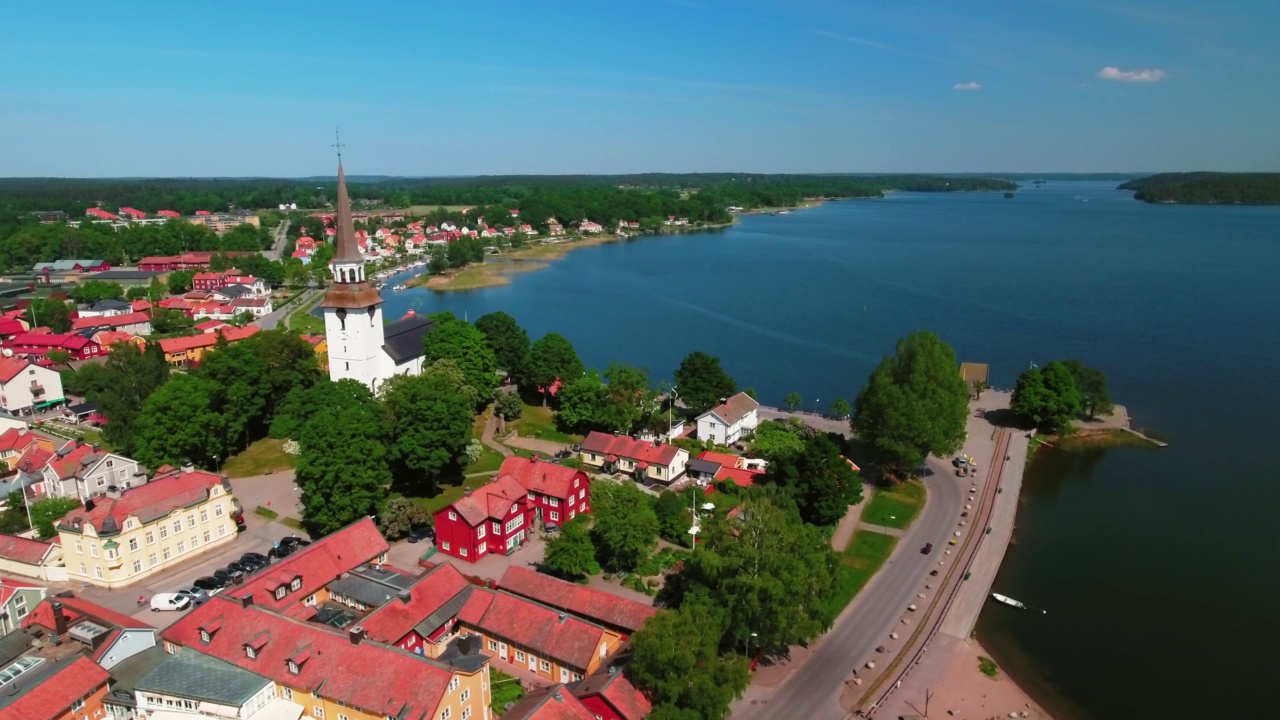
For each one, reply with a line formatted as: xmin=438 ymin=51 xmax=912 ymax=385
xmin=256 ymin=288 xmax=318 ymax=331
xmin=732 ymin=457 xmax=964 ymax=720
xmin=264 ymin=220 xmax=290 ymax=261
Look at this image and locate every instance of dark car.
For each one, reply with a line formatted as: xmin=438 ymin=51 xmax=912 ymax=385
xmin=241 ymin=552 xmax=269 ymax=566
xmin=921 ymin=543 xmax=933 ymax=554
xmin=279 ymin=535 xmax=310 ymax=549
xmin=193 ymin=575 xmax=227 ymax=591
xmin=212 ymin=569 xmax=235 ymax=585
xmin=227 ymin=561 xmax=255 ymax=576
xmin=268 ymin=545 xmax=294 ymax=561
xmin=407 ymin=527 xmax=433 ymax=544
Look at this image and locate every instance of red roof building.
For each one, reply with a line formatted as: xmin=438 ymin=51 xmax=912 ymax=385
xmin=502 ymin=685 xmax=596 ymax=720
xmin=569 ymin=672 xmax=652 ymax=720
xmin=497 ymin=566 xmax=656 ymax=636
xmin=157 ymin=209 xmax=181 ymax=218
xmin=70 ymin=311 xmax=151 ymax=334
xmin=85 ymin=208 xmax=119 ymax=221
xmin=119 ymin=207 xmax=146 ymax=220
xmin=192 ymin=271 xmax=222 ymax=290
xmin=579 ymin=431 xmax=691 ymax=485
xmin=496 ymin=455 xmax=591 ymax=526
xmin=358 ymin=562 xmax=475 ymax=657
xmin=6 ymin=332 xmax=103 ymax=361
xmin=0 ymin=654 xmax=111 ymax=720
xmin=433 ymin=475 xmax=533 ymax=563
xmin=0 ymin=533 xmax=58 ymax=567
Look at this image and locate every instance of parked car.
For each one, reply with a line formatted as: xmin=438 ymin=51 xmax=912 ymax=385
xmin=279 ymin=535 xmax=310 ymax=549
xmin=227 ymin=561 xmax=255 ymax=576
xmin=544 ymin=524 xmax=560 ymax=534
xmin=176 ymin=587 xmax=210 ymax=606
xmin=193 ymin=575 xmax=227 ymax=592
xmin=921 ymin=543 xmax=933 ymax=554
xmin=240 ymin=552 xmax=269 ymax=570
xmin=407 ymin=527 xmax=434 ymax=544
xmin=223 ymin=565 xmax=246 ymax=581
xmin=268 ymin=545 xmax=294 ymax=561
xmin=150 ymin=593 xmax=192 ymax=612
xmin=212 ymin=569 xmax=235 ymax=585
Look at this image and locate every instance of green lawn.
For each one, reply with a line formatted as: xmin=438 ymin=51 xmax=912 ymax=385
xmin=489 ymin=667 xmax=526 ymax=715
xmin=408 ymin=474 xmax=496 ymax=515
xmin=222 ymin=439 xmax=297 ymax=477
xmin=465 ymin=445 xmax=507 ymax=475
xmin=860 ymin=479 xmax=927 ymax=530
xmin=822 ymin=530 xmax=898 ymax=619
xmin=507 ymin=403 xmax=582 ymax=445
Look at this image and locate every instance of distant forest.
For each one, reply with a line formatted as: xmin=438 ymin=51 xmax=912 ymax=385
xmin=0 ymin=174 xmax=1015 ymax=271
xmin=1119 ymin=172 xmax=1280 ymax=205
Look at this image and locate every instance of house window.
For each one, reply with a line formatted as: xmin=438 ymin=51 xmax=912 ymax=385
xmin=72 ymin=698 xmax=85 ymax=712
xmin=291 ymin=578 xmax=302 ymax=591
xmin=145 ymin=531 xmax=155 ymax=545
xmin=579 ymin=489 xmax=585 ymax=500
xmin=94 ymin=566 xmax=103 ymax=579
xmin=339 ymin=715 xmax=349 ymax=720
xmin=148 ymin=553 xmax=157 ymax=566
xmin=79 ymin=562 xmax=87 ymax=575
xmin=274 ymin=587 xmax=287 ymax=600
xmin=304 ymin=594 xmax=317 ymax=607
xmin=570 ymin=510 xmax=576 ymax=519
xmin=548 ymin=498 xmax=559 ymax=507
xmin=215 ymin=505 xmax=225 ymax=517
xmin=246 ymin=646 xmax=257 ymax=659
xmin=550 ymin=511 xmax=559 ymax=521
xmin=288 ymin=661 xmax=299 ymax=675
xmin=313 ymin=707 xmax=324 ymax=719
xmin=191 ymin=535 xmax=199 ymax=548
xmin=505 ymin=517 xmax=522 ymax=533
xmin=573 ymin=478 xmax=579 ymax=488
xmin=162 ymin=548 xmax=172 ymax=560
xmin=448 ymin=511 xmax=457 ymax=521
xmin=172 ymin=520 xmax=182 ymax=534
xmin=132 ymin=559 xmax=142 ymax=574
xmin=476 ymin=525 xmax=486 ymax=539
xmin=441 ymin=541 xmax=450 ymax=551
xmin=476 ymin=543 xmax=486 ymax=554
xmin=217 ymin=525 xmax=226 ymax=537
xmin=106 ymin=460 xmax=113 ymax=468
xmin=186 ymin=515 xmax=196 ymax=529
xmin=460 ymin=547 xmax=468 ymax=557
xmin=448 ymin=677 xmax=459 ymax=693
xmin=461 ymin=708 xmax=471 ymax=720
xmin=203 ymin=531 xmax=211 ymax=542
xmin=568 ymin=494 xmax=575 ymax=505
xmin=282 ymin=688 xmax=292 ymax=701
xmin=539 ymin=659 xmax=551 ymax=672
xmin=176 ymin=541 xmax=186 ymax=554
xmin=89 ymin=544 xmax=99 ymax=558
xmin=159 ymin=526 xmax=168 ymax=539
xmin=75 ymin=541 xmax=83 ymax=554
xmin=515 ymin=651 xmax=525 ymax=662
xmin=527 ymin=492 xmax=535 ymax=501
xmin=123 ymin=518 xmax=133 ymax=529
xmin=200 ymin=509 xmax=209 ymax=522
xmin=488 ymin=639 xmax=498 ymax=651
xmin=200 ymin=630 xmax=211 ymax=644
xmin=492 ymin=522 xmax=500 ymax=534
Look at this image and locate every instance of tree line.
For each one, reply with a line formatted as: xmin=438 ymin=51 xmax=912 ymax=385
xmin=1119 ymin=172 xmax=1280 ymax=205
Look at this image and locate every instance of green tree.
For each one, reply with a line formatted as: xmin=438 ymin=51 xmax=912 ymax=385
xmin=1011 ymin=362 xmax=1081 ymax=431
xmin=0 ymin=491 xmax=31 ymax=534
xmin=653 ymin=490 xmax=692 ymax=546
xmin=759 ymin=433 xmax=862 ymax=526
xmin=493 ymin=389 xmax=523 ymax=422
xmin=422 ymin=313 xmax=498 ymax=402
xmin=30 ymin=497 xmax=82 ymax=540
xmin=377 ymin=497 xmax=432 ymax=541
xmin=474 ymin=311 xmax=530 ymax=382
xmin=627 ymin=597 xmax=751 ymax=720
xmin=419 ymin=358 xmax=481 ymax=408
xmin=28 ymin=298 xmax=72 ymax=332
xmin=296 ymin=380 xmax=392 ymax=536
xmin=666 ymin=496 xmax=839 ymax=655
xmin=784 ymin=392 xmax=802 ymax=412
xmin=1010 ymin=368 xmax=1051 ymax=427
xmin=526 ymin=333 xmax=584 ymax=406
xmin=1063 ymin=359 xmax=1114 ymax=419
xmin=195 ymin=340 xmax=271 ymax=452
xmin=69 ymin=281 xmax=124 ymax=304
xmin=828 ymin=397 xmax=851 ymax=419
xmin=428 ymin=247 xmax=448 ymax=275
xmin=125 ymin=286 xmax=148 ymax=300
xmin=542 ymin=516 xmax=600 ymax=579
xmin=72 ymin=342 xmax=170 ymax=452
xmin=132 ymin=374 xmax=226 ymax=469
xmin=46 ymin=349 xmax=71 ymax=365
xmin=167 ymin=269 xmax=195 ymax=294
xmin=749 ymin=419 xmax=808 ymax=461
xmin=590 ymin=482 xmax=659 ymax=573
xmin=673 ymin=351 xmax=736 ymax=413
xmin=851 ymin=331 xmax=969 ymax=478
xmin=597 ymin=363 xmax=653 ymax=434
xmin=381 ymin=373 xmax=473 ymax=494
xmin=556 ymin=371 xmax=606 ymax=432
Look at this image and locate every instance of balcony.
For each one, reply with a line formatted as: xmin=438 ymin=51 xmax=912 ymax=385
xmin=29 ymin=383 xmax=44 ymax=397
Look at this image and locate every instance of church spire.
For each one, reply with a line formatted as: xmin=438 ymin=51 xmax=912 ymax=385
xmin=322 ymin=136 xmax=382 ymax=311
xmin=333 ymin=160 xmax=361 ymax=264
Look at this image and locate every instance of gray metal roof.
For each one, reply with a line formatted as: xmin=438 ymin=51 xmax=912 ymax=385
xmin=381 ymin=315 xmax=436 ymax=364
xmin=83 ymin=270 xmax=163 ymax=281
xmin=327 ymin=567 xmax=415 ymax=609
xmin=136 ymin=649 xmax=270 ymax=707
xmin=102 ymin=646 xmax=167 ymax=707
xmin=0 ymin=630 xmax=31 ymax=666
xmin=414 ymin=585 xmax=474 ymax=638
xmin=87 ymin=299 xmax=131 ymax=312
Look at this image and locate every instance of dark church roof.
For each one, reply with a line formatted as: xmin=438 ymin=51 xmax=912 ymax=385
xmin=382 ymin=315 xmax=437 ymax=364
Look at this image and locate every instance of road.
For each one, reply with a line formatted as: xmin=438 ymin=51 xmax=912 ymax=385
xmin=732 ymin=456 xmax=964 ymax=720
xmin=264 ymin=219 xmax=290 ymax=261
xmin=256 ymin=288 xmax=319 ymax=331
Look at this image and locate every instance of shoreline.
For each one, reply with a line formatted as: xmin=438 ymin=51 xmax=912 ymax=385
xmin=408 ymin=200 xmax=825 ymax=293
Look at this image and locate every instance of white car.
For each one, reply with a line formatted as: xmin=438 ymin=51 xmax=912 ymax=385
xmin=150 ymin=593 xmax=192 ymax=612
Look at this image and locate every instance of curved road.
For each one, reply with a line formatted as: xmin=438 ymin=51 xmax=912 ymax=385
xmin=733 ymin=457 xmax=963 ymax=720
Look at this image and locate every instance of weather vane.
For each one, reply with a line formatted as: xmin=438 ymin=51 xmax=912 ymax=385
xmin=333 ymin=128 xmax=344 ymax=161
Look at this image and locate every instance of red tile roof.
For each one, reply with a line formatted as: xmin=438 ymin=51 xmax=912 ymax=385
xmin=23 ymin=594 xmax=155 ymax=634
xmin=359 ymin=563 xmax=470 ymax=644
xmin=0 ymin=318 xmax=25 ymax=336
xmin=457 ymin=588 xmax=494 ymax=626
xmin=714 ymin=466 xmax=763 ymax=488
xmin=0 ymin=427 xmax=41 ymax=453
xmin=0 ymin=356 xmax=30 ymax=383
xmin=224 ymin=517 xmax=387 ymax=612
xmin=158 ymin=325 xmax=259 ymax=354
xmin=71 ymin=311 xmax=150 ymax=331
xmin=497 ymin=455 xmax=586 ymax=500
xmin=0 ymin=655 xmax=109 ymax=720
xmin=504 ymin=685 xmax=597 ymax=720
xmin=0 ymin=534 xmax=55 ymax=565
xmin=57 ymin=468 xmax=225 ymax=534
xmin=45 ymin=442 xmax=97 ymax=480
xmin=696 ymin=450 xmax=743 ymax=468
xmin=497 ymin=567 xmax=656 ymax=634
xmin=448 ymin=475 xmax=527 ymax=527
xmin=580 ymin=432 xmax=683 ymax=466
xmin=131 ymin=299 xmax=152 ymax=312
xmin=9 ymin=332 xmax=93 ymax=352
xmin=466 ymin=590 xmax=610 ymax=671
xmin=164 ymin=598 xmax=453 ymax=720
xmin=570 ymin=672 xmax=652 ymax=720
xmin=91 ymin=330 xmax=140 ymax=349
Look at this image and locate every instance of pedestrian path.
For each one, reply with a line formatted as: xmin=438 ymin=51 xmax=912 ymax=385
xmin=829 ymin=483 xmax=874 ymax=550
xmin=480 ymin=414 xmax=513 ymax=458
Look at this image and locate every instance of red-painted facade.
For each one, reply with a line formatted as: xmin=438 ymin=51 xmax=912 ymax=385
xmin=433 ymin=475 xmax=534 ymax=563
xmin=579 ymin=696 xmax=624 ymax=720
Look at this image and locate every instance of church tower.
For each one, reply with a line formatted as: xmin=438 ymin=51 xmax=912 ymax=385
xmin=323 ymin=157 xmax=387 ymax=390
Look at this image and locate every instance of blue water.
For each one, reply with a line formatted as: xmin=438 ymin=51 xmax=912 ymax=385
xmin=383 ymin=182 xmax=1280 ymax=719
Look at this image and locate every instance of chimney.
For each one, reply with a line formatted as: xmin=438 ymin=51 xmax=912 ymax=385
xmin=558 ymin=612 xmax=567 ymax=624
xmin=51 ymin=601 xmax=69 ymax=640
xmin=239 ymin=593 xmax=254 ymax=609
xmin=397 ymin=590 xmax=412 ymax=604
xmin=463 ymin=488 xmax=473 ymax=496
xmin=104 ymin=486 xmax=122 ymax=499
xmin=529 ymin=455 xmax=538 ymax=464
xmin=349 ymin=626 xmax=366 ymax=645
xmin=457 ymin=635 xmax=473 ymax=656
xmin=84 ymin=499 xmax=96 ymax=513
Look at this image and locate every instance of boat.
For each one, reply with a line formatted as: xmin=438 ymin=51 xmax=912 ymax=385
xmin=777 ymin=210 xmax=792 ymax=215
xmin=991 ymin=593 xmax=1026 ymax=609
xmin=392 ymin=284 xmax=406 ymax=291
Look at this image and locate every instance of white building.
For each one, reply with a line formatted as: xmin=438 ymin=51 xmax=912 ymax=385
xmin=129 ymin=649 xmax=299 ymax=720
xmin=323 ymin=161 xmax=434 ymax=392
xmin=40 ymin=441 xmax=146 ymax=501
xmin=696 ymin=392 xmax=761 ymax=446
xmin=0 ymin=357 xmax=65 ymax=415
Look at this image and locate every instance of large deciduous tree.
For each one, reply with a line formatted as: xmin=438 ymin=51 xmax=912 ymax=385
xmin=296 ymin=380 xmax=392 ymax=537
xmin=132 ymin=374 xmax=226 ymax=469
xmin=653 ymin=490 xmax=693 ymax=546
xmin=1011 ymin=361 xmax=1081 ymax=431
xmin=673 ymin=351 xmax=736 ymax=413
xmin=542 ymin=516 xmax=600 ymax=579
xmin=589 ymin=481 xmax=659 ymax=572
xmin=422 ymin=313 xmax=498 ymax=403
xmin=525 ymin=333 xmax=584 ymax=406
xmin=759 ymin=433 xmax=862 ymax=526
xmin=1063 ymin=359 xmax=1113 ymax=419
xmin=381 ymin=373 xmax=474 ymax=495
xmin=627 ymin=597 xmax=751 ymax=720
xmin=556 ymin=371 xmax=606 ymax=432
xmin=852 ymin=331 xmax=969 ymax=478
xmin=474 ymin=311 xmax=530 ymax=383
xmin=66 ymin=341 xmax=170 ymax=453
xmin=377 ymin=497 xmax=431 ymax=541
xmin=749 ymin=419 xmax=808 ymax=461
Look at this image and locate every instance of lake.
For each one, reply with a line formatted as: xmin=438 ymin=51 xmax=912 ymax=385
xmin=382 ymin=181 xmax=1280 ymax=719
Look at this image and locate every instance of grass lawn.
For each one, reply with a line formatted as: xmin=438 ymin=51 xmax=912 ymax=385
xmin=465 ymin=445 xmax=506 ymax=475
xmin=407 ymin=474 xmax=495 ymax=515
xmin=489 ymin=667 xmax=526 ymax=715
xmin=507 ymin=403 xmax=581 ymax=445
xmin=79 ymin=428 xmax=112 ymax=451
xmin=860 ymin=479 xmax=927 ymax=530
xmin=822 ymin=530 xmax=898 ymax=619
xmin=222 ymin=439 xmax=297 ymax=478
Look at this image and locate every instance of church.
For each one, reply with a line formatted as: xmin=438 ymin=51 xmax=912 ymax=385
xmin=323 ymin=160 xmax=435 ymax=391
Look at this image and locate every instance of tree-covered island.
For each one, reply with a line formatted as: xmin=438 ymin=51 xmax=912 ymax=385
xmin=1119 ymin=172 xmax=1280 ymax=204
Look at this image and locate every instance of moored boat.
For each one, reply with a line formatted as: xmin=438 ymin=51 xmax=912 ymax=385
xmin=991 ymin=592 xmax=1026 ymax=609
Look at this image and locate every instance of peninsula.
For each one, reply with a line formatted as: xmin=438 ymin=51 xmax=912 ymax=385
xmin=1119 ymin=172 xmax=1280 ymax=204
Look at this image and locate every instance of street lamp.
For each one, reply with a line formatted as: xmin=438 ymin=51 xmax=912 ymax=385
xmin=747 ymin=631 xmax=758 ymax=662
xmin=213 ymin=454 xmax=221 ymax=475
xmin=883 ymin=515 xmax=896 ymax=534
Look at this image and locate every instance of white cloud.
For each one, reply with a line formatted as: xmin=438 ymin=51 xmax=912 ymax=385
xmin=953 ymin=81 xmax=983 ymax=91
xmin=1096 ymin=66 xmax=1167 ymax=82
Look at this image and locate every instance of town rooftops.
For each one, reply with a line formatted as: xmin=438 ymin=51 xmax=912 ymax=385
xmin=461 ymin=589 xmax=611 ymax=671
xmin=56 ymin=467 xmax=227 ymax=537
xmin=580 ymin=432 xmax=682 ymax=466
xmin=44 ymin=442 xmax=98 ymax=480
xmin=327 ymin=564 xmax=417 ymax=608
xmin=23 ymin=594 xmax=156 ymax=636
xmin=163 ymin=597 xmax=462 ymax=720
xmin=568 ymin=671 xmax=652 ymax=720
xmin=82 ymin=270 xmax=164 ymax=281
xmin=699 ymin=391 xmax=760 ymax=426
xmin=448 ymin=475 xmax=527 ymax=527
xmin=502 ymin=684 xmax=596 ymax=720
xmin=0 ymin=534 xmax=55 ymax=566
xmin=9 ymin=332 xmax=92 ymax=351
xmin=497 ymin=455 xmax=585 ymax=500
xmin=158 ymin=325 xmax=259 ymax=354
xmin=70 ymin=311 xmax=150 ymax=332
xmin=136 ymin=649 xmax=273 ymax=708
xmin=359 ymin=563 xmax=473 ymax=645
xmin=85 ymin=299 xmax=131 ymax=312
xmin=0 ymin=653 xmax=110 ymax=719
xmin=32 ymin=259 xmax=106 ymax=272
xmin=497 ymin=566 xmax=656 ymax=634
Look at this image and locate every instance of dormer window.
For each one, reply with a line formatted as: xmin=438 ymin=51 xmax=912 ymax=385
xmin=245 ymin=632 xmax=269 ymax=659
xmin=200 ymin=630 xmax=211 ymax=644
xmin=290 ymin=578 xmax=302 ymax=592
xmin=288 ymin=647 xmax=312 ymax=675
xmin=246 ymin=645 xmax=257 ymax=659
xmin=274 ymin=587 xmax=287 ymax=600
xmin=287 ymin=660 xmax=299 ymax=675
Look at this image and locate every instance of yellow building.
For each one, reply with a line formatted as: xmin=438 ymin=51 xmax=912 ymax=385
xmin=189 ymin=213 xmax=261 ymax=234
xmin=55 ymin=467 xmax=238 ymax=588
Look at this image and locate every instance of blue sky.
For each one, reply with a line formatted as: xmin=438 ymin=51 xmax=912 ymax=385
xmin=1 ymin=0 xmax=1277 ymax=176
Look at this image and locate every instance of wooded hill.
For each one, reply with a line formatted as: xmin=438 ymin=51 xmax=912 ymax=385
xmin=1118 ymin=172 xmax=1280 ymax=204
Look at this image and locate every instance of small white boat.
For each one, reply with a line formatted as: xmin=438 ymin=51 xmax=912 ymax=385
xmin=991 ymin=593 xmax=1026 ymax=609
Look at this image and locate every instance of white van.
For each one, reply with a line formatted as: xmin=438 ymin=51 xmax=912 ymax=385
xmin=150 ymin=593 xmax=192 ymax=612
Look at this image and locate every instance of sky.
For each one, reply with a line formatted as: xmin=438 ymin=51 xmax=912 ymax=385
xmin=1 ymin=0 xmax=1278 ymax=176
